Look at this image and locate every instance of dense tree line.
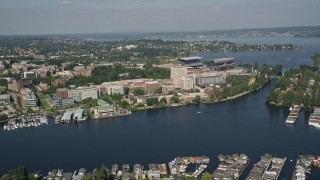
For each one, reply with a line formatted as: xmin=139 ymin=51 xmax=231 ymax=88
xmin=212 ymin=75 xmax=267 ymax=101
xmin=66 ymin=64 xmax=170 ymax=86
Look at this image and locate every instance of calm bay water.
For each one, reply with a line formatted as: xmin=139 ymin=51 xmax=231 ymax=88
xmin=1 ymin=37 xmax=320 ymax=179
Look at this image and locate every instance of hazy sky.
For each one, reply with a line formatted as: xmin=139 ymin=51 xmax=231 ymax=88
xmin=0 ymin=0 xmax=319 ymax=35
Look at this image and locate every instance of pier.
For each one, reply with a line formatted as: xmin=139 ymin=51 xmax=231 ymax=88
xmin=262 ymin=157 xmax=286 ymax=180
xmin=285 ymin=105 xmax=300 ymax=124
xmin=293 ymin=155 xmax=315 ymax=180
xmin=247 ymin=154 xmax=272 ymax=180
xmin=308 ymin=108 xmax=320 ymax=128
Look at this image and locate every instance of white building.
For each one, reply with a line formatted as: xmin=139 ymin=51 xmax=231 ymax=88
xmin=24 ymin=71 xmax=37 ymax=79
xmin=170 ymin=66 xmax=188 ymax=88
xmin=181 ymin=77 xmax=194 ymax=90
xmin=68 ymin=87 xmax=99 ymax=102
xmin=195 ymin=72 xmax=226 ymax=87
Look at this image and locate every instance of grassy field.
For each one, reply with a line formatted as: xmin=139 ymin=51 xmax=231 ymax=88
xmin=39 ymin=93 xmax=51 ymax=110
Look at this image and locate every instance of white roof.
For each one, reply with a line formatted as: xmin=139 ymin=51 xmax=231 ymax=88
xmin=179 ymin=56 xmax=202 ymax=61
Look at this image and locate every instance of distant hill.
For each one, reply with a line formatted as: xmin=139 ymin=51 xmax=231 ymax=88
xmin=0 ymin=25 xmax=319 ymax=40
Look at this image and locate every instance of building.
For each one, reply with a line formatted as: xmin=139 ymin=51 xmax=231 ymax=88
xmin=145 ymin=81 xmax=161 ymax=94
xmin=178 ymin=56 xmax=204 ymax=73
xmin=210 ymin=58 xmax=235 ymax=71
xmin=68 ymin=87 xmax=99 ymax=102
xmin=161 ymin=84 xmax=175 ymax=94
xmin=8 ymin=79 xmax=23 ymax=92
xmin=39 ymin=82 xmax=49 ymax=91
xmin=23 ymin=71 xmax=37 ymax=79
xmin=0 ymin=64 xmax=5 ymax=73
xmin=93 ymin=104 xmax=116 ymax=118
xmin=20 ymin=88 xmax=38 ymax=109
xmin=107 ymin=85 xmax=124 ymax=95
xmin=178 ymin=56 xmax=204 ymax=68
xmin=0 ymin=94 xmax=10 ymax=104
xmin=170 ymin=66 xmax=188 ymax=88
xmin=51 ymin=79 xmax=65 ymax=87
xmin=181 ymin=77 xmax=194 ymax=90
xmin=195 ymin=72 xmax=226 ymax=87
xmin=56 ymin=88 xmax=69 ymax=98
xmin=50 ymin=94 xmax=74 ymax=108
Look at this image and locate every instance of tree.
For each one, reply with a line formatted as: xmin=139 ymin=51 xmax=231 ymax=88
xmin=84 ymin=176 xmax=92 ymax=180
xmin=95 ymin=164 xmax=108 ymax=180
xmin=159 ymin=97 xmax=167 ymax=104
xmin=119 ymin=100 xmax=130 ymax=109
xmin=154 ymin=88 xmax=162 ymax=94
xmin=133 ymin=88 xmax=145 ymax=96
xmin=170 ymin=96 xmax=180 ymax=104
xmin=201 ymin=172 xmax=213 ymax=180
xmin=146 ymin=97 xmax=159 ymax=106
xmin=193 ymin=95 xmax=201 ymax=103
xmin=0 ymin=113 xmax=8 ymax=122
xmin=6 ymin=166 xmax=28 ymax=180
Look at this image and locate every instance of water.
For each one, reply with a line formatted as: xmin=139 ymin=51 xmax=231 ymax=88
xmin=195 ymin=37 xmax=320 ymax=71
xmin=1 ymin=37 xmax=320 ymax=179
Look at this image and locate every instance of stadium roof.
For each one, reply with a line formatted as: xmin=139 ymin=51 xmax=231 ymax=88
xmin=178 ymin=56 xmax=203 ymax=61
xmin=210 ymin=58 xmax=235 ymax=64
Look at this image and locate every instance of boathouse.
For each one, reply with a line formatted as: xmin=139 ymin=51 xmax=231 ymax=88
xmin=61 ymin=111 xmax=73 ymax=123
xmin=73 ymin=108 xmax=85 ymax=121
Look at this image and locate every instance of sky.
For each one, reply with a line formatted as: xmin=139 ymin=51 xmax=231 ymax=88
xmin=0 ymin=0 xmax=319 ymax=35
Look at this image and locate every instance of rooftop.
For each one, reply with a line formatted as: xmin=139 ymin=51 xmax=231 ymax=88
xmin=178 ymin=56 xmax=203 ymax=61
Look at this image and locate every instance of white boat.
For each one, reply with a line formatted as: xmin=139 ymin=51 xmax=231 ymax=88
xmin=4 ymin=125 xmax=7 ymax=131
xmin=197 ymin=111 xmax=202 ymax=114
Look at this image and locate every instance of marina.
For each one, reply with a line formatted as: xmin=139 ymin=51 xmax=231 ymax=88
xmin=212 ymin=154 xmax=249 ymax=180
xmin=3 ymin=114 xmax=48 ymax=131
xmin=285 ymin=105 xmax=300 ymax=124
xmin=11 ymin=154 xmax=320 ymax=180
xmin=308 ymin=108 xmax=320 ymax=128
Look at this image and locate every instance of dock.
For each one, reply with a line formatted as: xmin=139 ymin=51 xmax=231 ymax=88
xmin=262 ymin=157 xmax=286 ymax=180
xmin=285 ymin=105 xmax=300 ymax=124
xmin=292 ymin=155 xmax=315 ymax=180
xmin=308 ymin=108 xmax=320 ymax=128
xmin=247 ymin=154 xmax=272 ymax=180
xmin=212 ymin=154 xmax=249 ymax=180
xmin=3 ymin=114 xmax=48 ymax=131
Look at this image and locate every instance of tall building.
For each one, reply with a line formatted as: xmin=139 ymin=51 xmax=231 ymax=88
xmin=170 ymin=66 xmax=188 ymax=88
xmin=181 ymin=77 xmax=194 ymax=90
xmin=20 ymin=88 xmax=38 ymax=109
